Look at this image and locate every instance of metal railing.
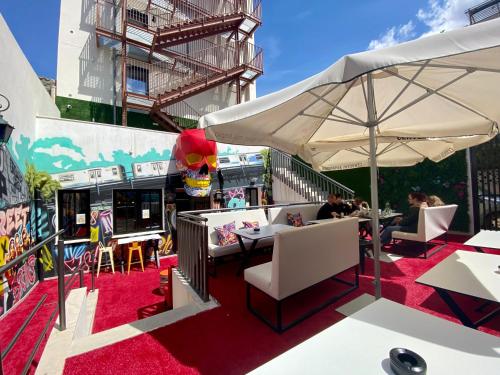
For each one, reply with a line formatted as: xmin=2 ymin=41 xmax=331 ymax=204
xmin=177 ymin=212 xmax=209 ymax=302
xmin=0 ymin=230 xmax=63 ymax=375
xmin=467 ymin=0 xmax=500 ymax=24
xmin=57 ymin=239 xmax=95 ymax=331
xmin=125 ymin=39 xmax=262 ymax=99
xmin=96 ymin=0 xmax=262 ymax=37
xmin=271 ymin=149 xmax=355 ymax=201
xmin=176 ymin=202 xmax=326 ymax=301
xmin=162 ymin=100 xmax=201 ymax=128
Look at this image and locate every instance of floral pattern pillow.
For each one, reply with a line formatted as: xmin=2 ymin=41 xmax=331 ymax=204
xmin=214 ymin=221 xmax=238 ymax=246
xmin=286 ymin=212 xmax=304 ymax=227
xmin=242 ymin=221 xmax=259 ymax=229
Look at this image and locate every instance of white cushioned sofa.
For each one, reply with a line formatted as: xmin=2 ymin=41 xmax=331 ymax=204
xmin=201 ymin=209 xmax=273 ymax=274
xmin=244 ymin=217 xmax=359 ymax=332
xmin=267 ymin=203 xmax=323 ymax=225
xmin=392 ymin=204 xmax=457 ymax=258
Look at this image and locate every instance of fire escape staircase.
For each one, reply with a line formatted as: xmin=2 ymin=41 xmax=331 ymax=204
xmin=95 ymin=0 xmax=263 ymax=132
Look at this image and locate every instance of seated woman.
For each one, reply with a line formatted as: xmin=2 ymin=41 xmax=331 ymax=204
xmin=380 ymin=192 xmax=427 ymax=245
xmin=427 ymin=195 xmax=445 ymax=207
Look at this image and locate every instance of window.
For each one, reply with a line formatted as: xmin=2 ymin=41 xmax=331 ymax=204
xmin=58 ymin=190 xmax=90 ymax=241
xmin=113 ymin=189 xmax=163 ymax=235
xmin=112 ymin=168 xmax=118 ymax=176
xmin=127 ymin=65 xmax=149 ymax=95
xmin=127 ymin=8 xmax=148 ymax=27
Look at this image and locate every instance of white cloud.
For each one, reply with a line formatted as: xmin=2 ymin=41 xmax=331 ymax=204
xmin=417 ymin=0 xmax=477 ymax=36
xmin=368 ymin=21 xmax=415 ymax=50
xmin=368 ymin=0 xmax=478 ymax=50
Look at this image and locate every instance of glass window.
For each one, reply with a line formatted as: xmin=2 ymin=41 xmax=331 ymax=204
xmin=113 ymin=189 xmax=163 ymax=235
xmin=58 ymin=190 xmax=90 ymax=240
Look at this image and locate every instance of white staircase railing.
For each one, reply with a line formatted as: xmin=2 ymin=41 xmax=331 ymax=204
xmin=270 ymin=149 xmax=354 ymax=202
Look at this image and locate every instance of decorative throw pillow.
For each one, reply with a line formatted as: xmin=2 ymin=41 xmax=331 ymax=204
xmin=214 ymin=221 xmax=238 ymax=246
xmin=242 ymin=221 xmax=259 ymax=229
xmin=286 ymin=212 xmax=304 ymax=227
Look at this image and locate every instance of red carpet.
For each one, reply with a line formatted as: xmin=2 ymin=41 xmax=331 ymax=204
xmin=0 ymin=256 xmax=178 ymax=374
xmin=0 ymin=279 xmax=60 ymax=375
xmin=63 ymin=236 xmax=500 ymax=375
xmin=92 ymin=256 xmax=178 ymax=333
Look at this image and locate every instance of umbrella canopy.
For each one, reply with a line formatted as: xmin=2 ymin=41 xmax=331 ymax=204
xmin=199 ymin=18 xmax=500 ymax=298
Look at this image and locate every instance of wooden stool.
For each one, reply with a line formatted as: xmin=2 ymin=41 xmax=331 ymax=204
xmin=97 ymin=241 xmax=115 ymax=277
xmin=127 ymin=241 xmax=144 ymax=275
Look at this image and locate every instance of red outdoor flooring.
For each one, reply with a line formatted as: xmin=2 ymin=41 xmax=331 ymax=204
xmin=63 ymin=236 xmax=500 ymax=375
xmin=0 ymin=256 xmax=177 ymax=374
xmin=92 ymin=256 xmax=178 ymax=333
xmin=0 ymin=279 xmax=59 ymax=375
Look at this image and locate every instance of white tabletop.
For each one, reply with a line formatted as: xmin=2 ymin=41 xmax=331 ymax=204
xmin=416 ymin=250 xmax=500 ymax=302
xmin=464 ymin=230 xmax=500 ymax=250
xmin=232 ymin=224 xmax=292 ymax=240
xmin=116 ymin=233 xmax=162 ymax=245
xmin=307 ymin=216 xmax=371 ymax=225
xmin=248 ymin=298 xmax=500 ymax=375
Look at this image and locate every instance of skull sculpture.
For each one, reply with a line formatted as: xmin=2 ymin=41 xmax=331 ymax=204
xmin=174 ymin=129 xmax=217 ymax=197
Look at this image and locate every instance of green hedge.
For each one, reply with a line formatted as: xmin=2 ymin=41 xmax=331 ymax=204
xmin=56 ymin=97 xmax=161 ymax=131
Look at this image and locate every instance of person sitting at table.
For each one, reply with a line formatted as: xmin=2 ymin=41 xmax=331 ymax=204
xmin=335 ymin=194 xmax=354 ymax=216
xmin=317 ymin=194 xmax=338 ymax=220
xmin=427 ymin=195 xmax=445 ymax=207
xmin=349 ymin=197 xmax=370 ymax=215
xmin=380 ymin=192 xmax=427 ymax=245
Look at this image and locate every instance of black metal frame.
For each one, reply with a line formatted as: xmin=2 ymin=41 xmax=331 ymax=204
xmin=246 ymin=266 xmax=359 ymax=333
xmin=434 ymin=287 xmax=500 ymax=329
xmin=391 ymin=232 xmax=449 ymax=259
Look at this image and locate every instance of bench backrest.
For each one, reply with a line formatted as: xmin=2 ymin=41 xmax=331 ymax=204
xmin=270 ymin=217 xmax=359 ymax=300
xmin=417 ymin=204 xmax=458 ymax=241
xmin=201 ymin=209 xmax=269 ymax=245
xmin=267 ymin=203 xmax=324 ymax=225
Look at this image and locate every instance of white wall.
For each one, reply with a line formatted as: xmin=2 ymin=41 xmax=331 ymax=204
xmin=0 ymin=14 xmax=60 ymax=165
xmin=57 ymin=0 xmax=118 ymax=104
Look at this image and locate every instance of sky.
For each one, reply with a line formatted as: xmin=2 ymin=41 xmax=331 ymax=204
xmin=0 ymin=0 xmax=478 ymax=97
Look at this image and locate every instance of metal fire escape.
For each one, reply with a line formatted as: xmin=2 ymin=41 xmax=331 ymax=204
xmin=95 ymin=0 xmax=263 ymax=132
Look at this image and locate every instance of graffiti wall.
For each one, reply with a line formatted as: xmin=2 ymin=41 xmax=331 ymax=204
xmin=0 ymin=202 xmax=36 ymax=316
xmin=0 ymin=147 xmax=29 ymax=208
xmin=224 ymin=187 xmax=246 ymax=208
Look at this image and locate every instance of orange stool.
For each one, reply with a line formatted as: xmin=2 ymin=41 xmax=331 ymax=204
xmin=127 ymin=242 xmax=144 ymax=275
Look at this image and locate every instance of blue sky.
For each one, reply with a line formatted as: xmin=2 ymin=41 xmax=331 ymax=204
xmin=0 ymin=0 xmax=476 ymax=97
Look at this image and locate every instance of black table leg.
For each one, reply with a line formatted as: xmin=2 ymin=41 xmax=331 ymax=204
xmin=236 ymin=236 xmax=259 ymax=276
xmin=435 ymin=287 xmax=476 ymax=328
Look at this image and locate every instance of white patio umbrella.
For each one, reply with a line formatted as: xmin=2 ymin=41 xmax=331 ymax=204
xmin=199 ymin=18 xmax=500 ymax=299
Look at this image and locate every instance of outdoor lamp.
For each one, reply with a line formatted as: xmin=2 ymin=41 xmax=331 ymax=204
xmin=0 ymin=93 xmax=14 ymax=145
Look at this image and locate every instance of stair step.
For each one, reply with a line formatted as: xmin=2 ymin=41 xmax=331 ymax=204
xmin=36 ymin=287 xmax=88 ymax=375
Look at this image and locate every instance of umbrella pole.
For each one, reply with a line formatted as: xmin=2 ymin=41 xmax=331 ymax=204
xmin=367 ymin=73 xmax=382 ymax=299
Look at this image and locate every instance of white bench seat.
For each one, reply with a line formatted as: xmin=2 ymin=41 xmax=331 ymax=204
xmin=392 ymin=204 xmax=457 ymax=258
xmin=245 ymin=217 xmax=360 ymax=332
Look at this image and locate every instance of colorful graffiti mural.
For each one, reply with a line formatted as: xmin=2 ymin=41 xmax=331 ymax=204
xmin=224 ymin=187 xmax=246 ymax=209
xmin=0 ymin=202 xmax=35 ymax=316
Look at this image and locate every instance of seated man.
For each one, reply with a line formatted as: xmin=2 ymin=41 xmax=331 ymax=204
xmin=333 ymin=193 xmax=352 ymax=217
xmin=380 ymin=192 xmax=427 ymax=245
xmin=317 ymin=194 xmax=338 ymax=220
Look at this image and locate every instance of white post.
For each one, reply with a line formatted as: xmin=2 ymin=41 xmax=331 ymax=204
xmin=367 ymin=73 xmax=382 ymax=299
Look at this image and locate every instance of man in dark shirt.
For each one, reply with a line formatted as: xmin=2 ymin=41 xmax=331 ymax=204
xmin=381 ymin=192 xmax=427 ymax=245
xmin=317 ymin=194 xmax=338 ymax=220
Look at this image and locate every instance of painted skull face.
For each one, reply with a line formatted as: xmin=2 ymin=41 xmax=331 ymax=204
xmin=174 ymin=129 xmax=217 ymax=197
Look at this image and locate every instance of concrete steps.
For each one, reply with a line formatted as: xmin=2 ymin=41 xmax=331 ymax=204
xmin=36 ymin=288 xmax=98 ymax=375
